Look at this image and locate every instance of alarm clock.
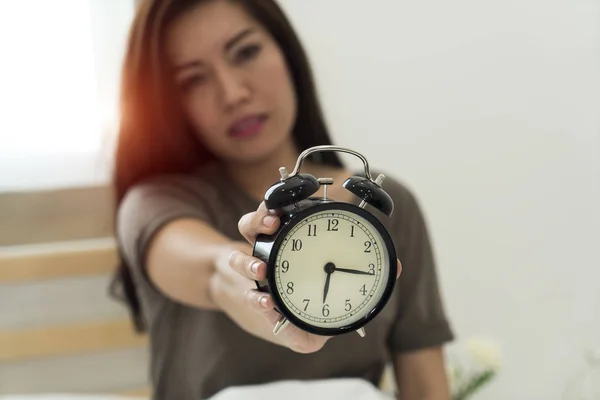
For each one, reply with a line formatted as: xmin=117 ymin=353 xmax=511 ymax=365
xmin=253 ymin=145 xmax=398 ymax=338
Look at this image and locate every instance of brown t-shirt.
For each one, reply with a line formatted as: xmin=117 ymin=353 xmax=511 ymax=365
xmin=115 ymin=162 xmax=454 ymax=400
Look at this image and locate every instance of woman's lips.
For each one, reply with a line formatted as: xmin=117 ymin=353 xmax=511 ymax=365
xmin=228 ymin=114 xmax=267 ymax=138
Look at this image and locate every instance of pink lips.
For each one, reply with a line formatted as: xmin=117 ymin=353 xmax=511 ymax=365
xmin=228 ymin=114 xmax=267 ymax=138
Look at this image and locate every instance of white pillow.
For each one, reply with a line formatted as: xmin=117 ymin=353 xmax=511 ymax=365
xmin=209 ymin=378 xmax=394 ymax=400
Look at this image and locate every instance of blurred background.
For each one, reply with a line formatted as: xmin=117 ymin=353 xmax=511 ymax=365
xmin=0 ymin=0 xmax=598 ymax=399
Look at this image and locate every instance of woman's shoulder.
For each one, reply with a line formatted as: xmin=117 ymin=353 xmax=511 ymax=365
xmin=349 ymin=167 xmax=432 ymax=245
xmin=351 ymin=167 xmax=423 ymax=217
xmin=376 ymin=170 xmax=416 ymax=202
xmin=122 ymin=162 xmax=224 ymax=207
xmin=116 ymin=163 xmax=234 ymax=237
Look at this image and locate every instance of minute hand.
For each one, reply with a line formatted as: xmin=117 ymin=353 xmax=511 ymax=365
xmin=335 ymin=268 xmax=373 ymax=276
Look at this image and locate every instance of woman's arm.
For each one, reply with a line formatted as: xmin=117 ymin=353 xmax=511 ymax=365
xmin=144 ymin=216 xmax=251 ymax=310
xmin=143 ymin=201 xmax=402 ymax=353
xmin=393 ymin=346 xmax=451 ymax=400
xmin=139 ymin=201 xmax=336 ymax=353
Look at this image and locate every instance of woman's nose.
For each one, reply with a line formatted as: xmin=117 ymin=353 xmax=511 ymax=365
xmin=216 ymin=68 xmax=250 ymax=110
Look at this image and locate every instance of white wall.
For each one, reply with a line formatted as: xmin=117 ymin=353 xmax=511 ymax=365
xmin=279 ymin=1 xmax=600 ymax=399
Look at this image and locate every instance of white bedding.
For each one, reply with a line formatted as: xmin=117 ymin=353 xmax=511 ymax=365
xmin=209 ymin=378 xmax=393 ymax=400
xmin=0 ymin=378 xmax=393 ymax=400
xmin=0 ymin=397 xmax=142 ymax=400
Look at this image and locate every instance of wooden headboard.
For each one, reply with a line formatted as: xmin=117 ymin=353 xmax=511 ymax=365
xmin=0 ymin=238 xmax=150 ymax=396
xmin=0 ymin=186 xmax=150 ymax=397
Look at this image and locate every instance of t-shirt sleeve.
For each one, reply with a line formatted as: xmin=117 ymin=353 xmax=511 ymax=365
xmin=116 ymin=176 xmax=215 ymax=285
xmin=386 ymin=183 xmax=454 ymax=353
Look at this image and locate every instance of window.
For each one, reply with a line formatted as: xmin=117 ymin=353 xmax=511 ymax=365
xmin=0 ymin=0 xmax=134 ymax=191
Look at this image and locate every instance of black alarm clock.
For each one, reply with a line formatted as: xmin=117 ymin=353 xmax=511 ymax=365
xmin=253 ymin=145 xmax=397 ymax=338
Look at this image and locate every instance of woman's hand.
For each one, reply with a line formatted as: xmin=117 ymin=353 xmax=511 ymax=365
xmin=208 ymin=202 xmax=402 ymax=354
xmin=208 ymin=202 xmax=329 ymax=353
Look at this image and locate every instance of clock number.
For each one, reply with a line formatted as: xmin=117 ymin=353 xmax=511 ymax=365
xmin=303 ymin=299 xmax=310 ymax=311
xmin=364 ymin=240 xmax=372 ymax=253
xmin=368 ymin=263 xmax=375 ymax=275
xmin=360 ymin=284 xmax=367 ymax=296
xmin=292 ymin=239 xmax=303 ymax=251
xmin=281 ymin=260 xmax=290 ymax=273
xmin=287 ymin=282 xmax=294 ymax=295
xmin=350 ymin=225 xmax=355 ymax=237
xmin=327 ymin=219 xmax=339 ymax=231
xmin=322 ymin=304 xmax=330 ymax=317
xmin=345 ymin=299 xmax=352 ymax=311
xmin=307 ymin=224 xmax=317 ymax=237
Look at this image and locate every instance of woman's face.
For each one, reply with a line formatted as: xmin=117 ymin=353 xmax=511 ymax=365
xmin=166 ymin=0 xmax=297 ymax=164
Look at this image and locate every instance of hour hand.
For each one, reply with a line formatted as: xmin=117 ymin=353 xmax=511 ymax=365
xmin=323 ymin=272 xmax=332 ymax=303
xmin=335 ymin=267 xmax=373 ymax=276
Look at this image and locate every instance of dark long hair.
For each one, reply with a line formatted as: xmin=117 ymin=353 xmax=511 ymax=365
xmin=111 ymin=0 xmax=343 ymax=332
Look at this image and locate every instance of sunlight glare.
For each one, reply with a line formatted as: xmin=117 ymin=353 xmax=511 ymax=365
xmin=0 ymin=0 xmax=101 ymax=158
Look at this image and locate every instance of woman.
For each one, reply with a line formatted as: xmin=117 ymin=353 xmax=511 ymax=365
xmin=111 ymin=0 xmax=454 ymax=399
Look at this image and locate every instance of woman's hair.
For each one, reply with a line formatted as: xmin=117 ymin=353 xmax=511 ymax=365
xmin=111 ymin=0 xmax=343 ymax=332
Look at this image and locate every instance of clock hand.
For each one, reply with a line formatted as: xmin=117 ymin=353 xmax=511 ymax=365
xmin=335 ymin=267 xmax=373 ymax=276
xmin=323 ymin=271 xmax=332 ymax=303
xmin=322 ymin=262 xmax=336 ymax=303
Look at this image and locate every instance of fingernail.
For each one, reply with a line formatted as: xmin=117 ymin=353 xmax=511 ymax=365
xmin=259 ymin=296 xmax=268 ymax=307
xmin=263 ymin=215 xmax=277 ymax=227
xmin=251 ymin=261 xmax=261 ymax=275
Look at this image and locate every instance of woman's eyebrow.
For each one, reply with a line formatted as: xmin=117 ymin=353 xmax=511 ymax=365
xmin=224 ymin=28 xmax=255 ymax=52
xmin=174 ymin=28 xmax=256 ymax=73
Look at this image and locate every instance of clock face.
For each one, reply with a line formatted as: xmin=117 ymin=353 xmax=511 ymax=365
xmin=272 ymin=205 xmax=393 ymax=331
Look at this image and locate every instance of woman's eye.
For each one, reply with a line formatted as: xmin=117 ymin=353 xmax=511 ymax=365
xmin=180 ymin=74 xmax=207 ymax=92
xmin=234 ymin=44 xmax=262 ymax=63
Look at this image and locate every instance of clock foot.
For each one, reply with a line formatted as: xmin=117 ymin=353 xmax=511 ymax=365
xmin=356 ymin=328 xmax=366 ymax=338
xmin=273 ymin=316 xmax=289 ymax=335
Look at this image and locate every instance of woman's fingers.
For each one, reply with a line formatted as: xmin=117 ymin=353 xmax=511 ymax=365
xmin=243 ymin=288 xmax=329 ymax=354
xmin=244 ymin=288 xmax=275 ymax=312
xmin=229 ymin=250 xmax=267 ymax=281
xmin=238 ymin=201 xmax=280 ymax=244
xmin=231 ymin=202 xmax=279 ymax=281
xmin=397 ymin=259 xmax=403 ymax=279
